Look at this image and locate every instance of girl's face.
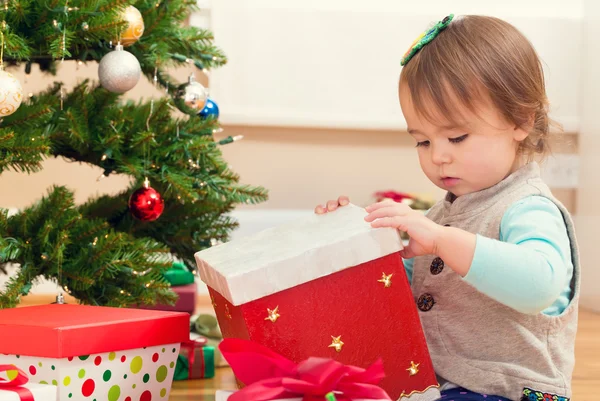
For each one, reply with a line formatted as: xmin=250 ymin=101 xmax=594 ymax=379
xmin=399 ymin=83 xmax=530 ymax=197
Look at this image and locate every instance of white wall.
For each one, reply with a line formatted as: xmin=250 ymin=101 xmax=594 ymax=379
xmin=210 ymin=0 xmax=583 ymax=132
xmin=577 ymin=1 xmax=600 ymax=311
xmin=0 ymin=1 xmax=588 ymax=297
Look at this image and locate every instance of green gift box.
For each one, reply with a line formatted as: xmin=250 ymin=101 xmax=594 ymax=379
xmin=165 ymin=261 xmax=195 ymax=287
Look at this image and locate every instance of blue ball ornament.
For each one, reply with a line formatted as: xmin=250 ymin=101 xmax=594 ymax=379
xmin=198 ymin=98 xmax=219 ymax=119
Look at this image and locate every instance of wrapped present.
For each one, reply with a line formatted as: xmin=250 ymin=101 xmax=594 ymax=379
xmin=0 ymin=304 xmax=189 ymax=401
xmin=195 ymin=203 xmax=440 ymax=400
xmin=0 ymin=365 xmax=57 ymax=401
xmin=190 ymin=314 xmax=229 ymax=367
xmin=139 ymin=282 xmax=198 ymax=314
xmin=164 ymin=262 xmax=196 ymax=286
xmin=216 ymin=338 xmax=391 ymax=401
xmin=173 ymin=337 xmax=215 ymax=380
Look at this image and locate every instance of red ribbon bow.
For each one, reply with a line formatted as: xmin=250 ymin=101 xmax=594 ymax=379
xmin=219 ymin=338 xmax=391 ymax=401
xmin=0 ymin=365 xmax=34 ymax=401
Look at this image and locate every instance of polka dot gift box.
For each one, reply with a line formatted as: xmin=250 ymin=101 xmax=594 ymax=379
xmin=0 ymin=304 xmax=189 ymax=401
xmin=194 ymin=203 xmax=440 ymax=401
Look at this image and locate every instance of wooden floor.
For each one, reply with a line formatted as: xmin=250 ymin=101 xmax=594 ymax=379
xmin=170 ymin=309 xmax=600 ymax=401
xmin=16 ymin=295 xmax=600 ymax=401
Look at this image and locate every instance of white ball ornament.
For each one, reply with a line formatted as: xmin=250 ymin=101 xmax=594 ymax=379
xmin=0 ymin=68 xmax=23 ymax=117
xmin=98 ymin=44 xmax=141 ymax=93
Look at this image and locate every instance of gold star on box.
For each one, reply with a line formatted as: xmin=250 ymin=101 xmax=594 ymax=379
xmin=225 ymin=304 xmax=232 ymax=319
xmin=210 ymin=295 xmax=217 ymax=309
xmin=328 ymin=335 xmax=344 ymax=352
xmin=264 ymin=306 xmax=280 ymax=323
xmin=407 ymin=361 xmax=420 ymax=376
xmin=378 ymin=272 xmax=393 ymax=288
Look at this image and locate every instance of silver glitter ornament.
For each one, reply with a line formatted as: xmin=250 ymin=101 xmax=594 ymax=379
xmin=180 ymin=75 xmax=208 ymax=111
xmin=98 ymin=44 xmax=141 ymax=93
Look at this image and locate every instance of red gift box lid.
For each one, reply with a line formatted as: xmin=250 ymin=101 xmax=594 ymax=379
xmin=0 ymin=304 xmax=190 ymax=358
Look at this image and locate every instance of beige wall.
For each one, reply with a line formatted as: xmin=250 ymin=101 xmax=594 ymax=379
xmin=216 ymin=127 xmax=578 ymax=212
xmin=577 ymin=0 xmax=600 ymax=311
xmin=0 ymin=61 xmax=578 ymax=213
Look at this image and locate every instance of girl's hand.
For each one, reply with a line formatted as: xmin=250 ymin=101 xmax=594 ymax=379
xmin=364 ymin=199 xmax=443 ymax=259
xmin=314 ymin=196 xmax=350 ymax=214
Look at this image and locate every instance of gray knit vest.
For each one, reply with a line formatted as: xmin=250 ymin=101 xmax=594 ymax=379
xmin=411 ymin=162 xmax=580 ymax=401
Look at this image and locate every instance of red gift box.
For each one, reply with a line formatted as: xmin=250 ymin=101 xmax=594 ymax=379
xmin=139 ymin=282 xmax=198 ymax=314
xmin=0 ymin=304 xmax=189 ymax=401
xmin=195 ymin=204 xmax=440 ymax=401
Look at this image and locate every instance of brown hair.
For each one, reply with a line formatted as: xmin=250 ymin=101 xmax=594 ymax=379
xmin=400 ymin=15 xmax=556 ymax=159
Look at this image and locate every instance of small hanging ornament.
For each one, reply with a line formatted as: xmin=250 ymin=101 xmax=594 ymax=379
xmin=128 ymin=178 xmax=164 ymax=221
xmin=198 ymin=97 xmax=219 ymax=119
xmin=179 ymin=74 xmax=208 ymax=112
xmin=117 ymin=5 xmax=145 ymax=47
xmin=98 ymin=44 xmax=141 ymax=93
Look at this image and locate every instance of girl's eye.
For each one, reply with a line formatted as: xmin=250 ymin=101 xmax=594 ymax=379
xmin=449 ymin=134 xmax=469 ymax=143
xmin=416 ymin=140 xmax=430 ymax=148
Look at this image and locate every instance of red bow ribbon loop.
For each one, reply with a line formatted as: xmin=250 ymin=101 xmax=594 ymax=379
xmin=219 ymin=338 xmax=391 ymax=401
xmin=0 ymin=364 xmax=35 ymax=401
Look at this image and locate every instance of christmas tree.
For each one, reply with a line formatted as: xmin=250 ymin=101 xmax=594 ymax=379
xmin=0 ymin=0 xmax=268 ymax=308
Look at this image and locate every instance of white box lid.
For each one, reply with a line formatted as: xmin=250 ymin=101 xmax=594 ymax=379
xmin=195 ymin=204 xmax=403 ymax=306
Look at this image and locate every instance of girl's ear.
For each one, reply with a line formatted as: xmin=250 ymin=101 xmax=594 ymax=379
xmin=513 ymin=113 xmax=534 ymax=142
xmin=513 ymin=125 xmax=530 ymax=142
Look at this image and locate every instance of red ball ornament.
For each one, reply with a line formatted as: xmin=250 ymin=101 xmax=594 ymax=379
xmin=129 ymin=179 xmax=164 ymax=221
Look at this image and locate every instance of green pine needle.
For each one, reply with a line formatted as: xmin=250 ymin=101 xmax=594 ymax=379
xmin=0 ymin=0 xmax=268 ymax=307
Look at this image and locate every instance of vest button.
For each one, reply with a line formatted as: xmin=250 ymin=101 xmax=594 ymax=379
xmin=417 ymin=293 xmax=435 ymax=311
xmin=430 ymin=257 xmax=444 ymax=275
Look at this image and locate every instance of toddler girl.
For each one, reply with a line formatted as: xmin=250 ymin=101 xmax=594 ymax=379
xmin=316 ymin=15 xmax=578 ymax=401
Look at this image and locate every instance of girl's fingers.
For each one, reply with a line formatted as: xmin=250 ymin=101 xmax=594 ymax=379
xmin=364 ymin=205 xmax=409 ymax=222
xmin=316 ymin=196 xmax=350 ymax=214
xmin=369 ymin=216 xmax=404 ymax=229
xmin=365 ymin=199 xmax=396 ymax=212
xmin=327 ymin=200 xmax=340 ymax=211
xmin=314 ymin=204 xmax=327 ymax=214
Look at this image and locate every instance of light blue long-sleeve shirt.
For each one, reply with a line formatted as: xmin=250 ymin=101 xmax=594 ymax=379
xmin=403 ymin=195 xmax=573 ymax=316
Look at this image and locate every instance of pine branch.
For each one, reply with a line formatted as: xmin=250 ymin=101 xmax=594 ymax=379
xmin=0 ymin=0 xmax=269 ymax=308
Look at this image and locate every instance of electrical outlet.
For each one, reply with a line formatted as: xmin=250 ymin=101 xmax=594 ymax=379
xmin=540 ymin=154 xmax=580 ymax=189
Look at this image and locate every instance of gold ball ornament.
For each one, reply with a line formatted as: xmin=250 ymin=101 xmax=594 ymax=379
xmin=0 ymin=69 xmax=23 ymax=117
xmin=119 ymin=5 xmax=145 ymax=46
